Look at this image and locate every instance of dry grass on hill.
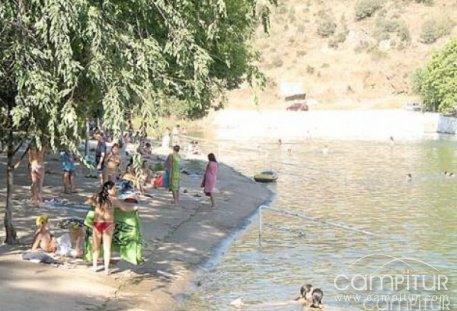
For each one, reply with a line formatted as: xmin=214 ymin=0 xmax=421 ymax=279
xmin=226 ymin=0 xmax=457 ymax=110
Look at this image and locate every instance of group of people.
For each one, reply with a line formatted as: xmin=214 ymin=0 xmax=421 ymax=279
xmin=28 ymin=127 xmax=219 ymax=274
xmin=31 ymin=180 xmax=138 ymax=275
xmin=163 ymin=144 xmax=219 ymax=207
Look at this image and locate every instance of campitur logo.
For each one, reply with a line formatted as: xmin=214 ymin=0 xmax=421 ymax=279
xmin=333 ymin=255 xmax=453 ymax=310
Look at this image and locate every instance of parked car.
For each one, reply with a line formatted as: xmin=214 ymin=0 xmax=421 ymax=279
xmin=404 ymin=102 xmax=421 ymax=111
xmin=286 ymin=102 xmax=309 ymax=111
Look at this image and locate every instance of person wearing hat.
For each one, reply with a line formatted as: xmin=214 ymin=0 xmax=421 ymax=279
xmin=32 ymin=215 xmax=57 ymax=253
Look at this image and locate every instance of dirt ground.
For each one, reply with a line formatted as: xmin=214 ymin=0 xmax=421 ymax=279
xmin=0 ymin=144 xmax=272 ymax=311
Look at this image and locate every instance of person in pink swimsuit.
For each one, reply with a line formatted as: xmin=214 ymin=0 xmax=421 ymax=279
xmin=201 ymin=153 xmax=219 ymax=208
xmin=92 ymin=181 xmax=139 ymax=274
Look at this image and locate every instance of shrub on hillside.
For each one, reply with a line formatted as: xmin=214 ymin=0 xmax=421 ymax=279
xmin=288 ymin=7 xmax=296 ymax=23
xmin=420 ymin=17 xmax=455 ymax=44
xmin=374 ymin=18 xmax=411 ymax=44
xmin=272 ymin=56 xmax=284 ymax=68
xmin=328 ymin=31 xmax=348 ymax=49
xmin=397 ymin=23 xmax=411 ymax=44
xmin=278 ymin=6 xmax=288 ymax=14
xmin=317 ymin=15 xmax=337 ymax=37
xmin=355 ymin=0 xmax=382 ymax=21
xmin=306 ymin=65 xmax=315 ymax=74
xmin=415 ymin=0 xmax=434 ymax=5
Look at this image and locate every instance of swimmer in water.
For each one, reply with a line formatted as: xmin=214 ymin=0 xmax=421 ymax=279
xmin=406 ymin=173 xmax=412 ymax=181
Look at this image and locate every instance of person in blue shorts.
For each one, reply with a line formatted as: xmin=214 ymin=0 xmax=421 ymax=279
xmin=60 ymin=150 xmax=77 ymax=193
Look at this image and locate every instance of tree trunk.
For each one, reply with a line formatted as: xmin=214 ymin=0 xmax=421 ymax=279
xmin=4 ymin=128 xmax=17 ymax=244
xmin=85 ymin=121 xmax=89 ymax=157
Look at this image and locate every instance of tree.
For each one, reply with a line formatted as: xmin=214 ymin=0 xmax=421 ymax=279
xmin=0 ymin=0 xmax=276 ymax=244
xmin=413 ymin=38 xmax=457 ymax=113
xmin=354 ymin=0 xmax=382 ymax=21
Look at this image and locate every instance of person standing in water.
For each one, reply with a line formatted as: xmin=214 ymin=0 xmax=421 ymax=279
xmin=92 ymin=181 xmax=138 ymax=274
xmin=201 ymin=153 xmax=219 ymax=208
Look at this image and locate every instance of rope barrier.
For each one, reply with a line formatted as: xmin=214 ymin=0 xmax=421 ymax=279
xmin=258 ymin=205 xmax=380 ymax=246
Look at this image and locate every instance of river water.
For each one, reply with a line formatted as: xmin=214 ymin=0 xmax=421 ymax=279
xmin=182 ymin=136 xmax=457 ymax=311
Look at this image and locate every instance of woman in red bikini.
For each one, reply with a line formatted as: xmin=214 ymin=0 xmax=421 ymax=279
xmin=93 ymin=180 xmax=138 ymax=274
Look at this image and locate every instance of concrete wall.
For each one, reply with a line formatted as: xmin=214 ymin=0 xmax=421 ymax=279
xmin=212 ymin=109 xmax=454 ymax=141
xmin=437 ymin=115 xmax=457 ymax=134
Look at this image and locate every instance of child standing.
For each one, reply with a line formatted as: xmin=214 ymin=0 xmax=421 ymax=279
xmin=60 ymin=150 xmax=77 ymax=193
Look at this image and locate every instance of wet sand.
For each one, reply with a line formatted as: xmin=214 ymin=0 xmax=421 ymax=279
xmin=0 ymin=149 xmax=272 ymax=311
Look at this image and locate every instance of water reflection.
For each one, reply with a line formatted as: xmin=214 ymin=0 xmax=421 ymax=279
xmin=182 ymin=138 xmax=456 ymax=311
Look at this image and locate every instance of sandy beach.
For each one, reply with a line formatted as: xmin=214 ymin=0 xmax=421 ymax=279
xmin=0 ymin=148 xmax=272 ymax=311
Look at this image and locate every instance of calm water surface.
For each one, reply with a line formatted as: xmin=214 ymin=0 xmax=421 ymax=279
xmin=182 ymin=137 xmax=457 ymax=311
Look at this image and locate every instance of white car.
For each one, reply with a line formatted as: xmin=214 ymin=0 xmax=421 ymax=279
xmin=404 ymin=102 xmax=421 ymax=111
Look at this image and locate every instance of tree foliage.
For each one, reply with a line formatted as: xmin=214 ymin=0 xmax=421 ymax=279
xmin=0 ymin=0 xmax=276 ymax=243
xmin=1 ymin=0 xmax=275 ymax=143
xmin=413 ymin=38 xmax=457 ymax=113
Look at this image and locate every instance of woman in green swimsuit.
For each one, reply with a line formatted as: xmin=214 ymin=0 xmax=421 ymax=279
xmin=168 ymin=145 xmax=181 ymax=205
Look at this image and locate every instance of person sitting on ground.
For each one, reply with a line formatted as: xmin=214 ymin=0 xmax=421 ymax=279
xmin=32 ymin=215 xmax=85 ymax=257
xmin=92 ymin=181 xmax=138 ymax=274
xmin=122 ymin=158 xmax=144 ymax=194
xmin=32 ymin=215 xmax=57 ymax=253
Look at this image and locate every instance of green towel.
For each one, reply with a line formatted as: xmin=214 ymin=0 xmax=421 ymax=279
xmin=83 ymin=209 xmax=144 ymax=265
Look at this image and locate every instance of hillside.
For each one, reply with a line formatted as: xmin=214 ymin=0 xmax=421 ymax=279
xmin=226 ymin=0 xmax=457 ymax=110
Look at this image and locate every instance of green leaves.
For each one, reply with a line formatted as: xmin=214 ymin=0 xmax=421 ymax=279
xmin=413 ymin=38 xmax=457 ymax=113
xmin=1 ymin=0 xmax=273 ymax=148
